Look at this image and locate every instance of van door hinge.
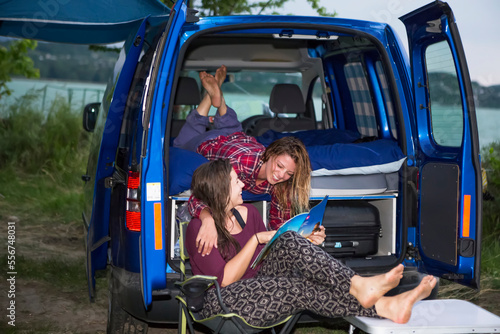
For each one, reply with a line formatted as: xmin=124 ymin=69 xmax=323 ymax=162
xmin=104 ymin=173 xmax=125 ymax=188
xmin=426 ymin=18 xmax=442 ymax=33
xmin=406 ymin=242 xmax=421 ymax=261
xmin=186 ymin=8 xmax=199 ymax=23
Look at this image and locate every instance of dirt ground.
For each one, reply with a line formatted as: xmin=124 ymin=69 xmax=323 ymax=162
xmin=1 ymin=214 xmax=499 ymax=333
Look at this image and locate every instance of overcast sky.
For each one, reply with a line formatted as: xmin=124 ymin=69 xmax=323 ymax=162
xmin=281 ymin=0 xmax=499 ymax=87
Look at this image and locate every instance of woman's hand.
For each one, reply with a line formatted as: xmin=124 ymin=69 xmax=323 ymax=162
xmin=196 ymin=209 xmax=218 ymax=256
xmin=255 ymin=230 xmax=277 ymax=244
xmin=307 ymin=225 xmax=326 ymax=245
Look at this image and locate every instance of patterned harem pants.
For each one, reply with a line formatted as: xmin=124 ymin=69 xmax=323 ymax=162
xmin=200 ymin=231 xmax=378 ymax=326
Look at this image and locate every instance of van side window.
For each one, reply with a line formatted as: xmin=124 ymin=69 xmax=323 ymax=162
xmin=375 ymin=61 xmax=398 ymax=139
xmin=344 ymin=62 xmax=378 ymax=137
xmin=425 ymin=40 xmax=463 ymax=147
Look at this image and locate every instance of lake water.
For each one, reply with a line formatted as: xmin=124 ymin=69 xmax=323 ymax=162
xmin=3 ymin=78 xmax=500 ymax=149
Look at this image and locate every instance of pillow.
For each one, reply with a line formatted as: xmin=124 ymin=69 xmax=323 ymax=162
xmin=168 ymin=147 xmax=208 ymax=195
xmin=308 ymin=139 xmax=406 ymax=176
xmin=256 ymin=128 xmax=360 ymax=147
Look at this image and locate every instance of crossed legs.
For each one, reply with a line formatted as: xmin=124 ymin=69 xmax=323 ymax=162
xmin=197 ymin=65 xmax=227 ymax=116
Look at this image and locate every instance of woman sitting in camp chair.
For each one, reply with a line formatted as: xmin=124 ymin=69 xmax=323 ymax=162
xmin=186 ymin=159 xmax=437 ymax=327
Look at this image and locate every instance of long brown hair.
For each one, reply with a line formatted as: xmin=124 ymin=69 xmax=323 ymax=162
xmin=261 ymin=136 xmax=311 ymax=216
xmin=191 ymin=159 xmax=241 ymax=261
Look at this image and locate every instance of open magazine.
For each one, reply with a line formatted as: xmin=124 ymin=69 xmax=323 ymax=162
xmin=251 ymin=195 xmax=329 ymax=268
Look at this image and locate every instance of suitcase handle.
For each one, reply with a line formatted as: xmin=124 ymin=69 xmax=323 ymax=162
xmin=324 ymin=241 xmax=359 ymax=248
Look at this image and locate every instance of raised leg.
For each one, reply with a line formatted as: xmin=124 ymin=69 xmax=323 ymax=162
xmin=199 ymin=71 xmax=222 ymax=109
xmin=214 ymin=65 xmax=227 ymax=116
xmin=198 ymin=66 xmax=227 ymax=115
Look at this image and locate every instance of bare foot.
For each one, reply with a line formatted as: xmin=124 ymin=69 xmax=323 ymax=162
xmin=350 ymin=264 xmax=404 ymax=308
xmin=199 ymin=71 xmax=222 ymax=108
xmin=374 ymin=275 xmax=437 ymax=324
xmin=215 ymin=65 xmax=227 ymax=87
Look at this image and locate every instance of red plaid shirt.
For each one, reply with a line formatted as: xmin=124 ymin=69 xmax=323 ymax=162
xmin=188 ymin=132 xmax=290 ymax=229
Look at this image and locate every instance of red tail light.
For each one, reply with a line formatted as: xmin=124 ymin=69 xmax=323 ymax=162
xmin=126 ymin=171 xmax=141 ymax=231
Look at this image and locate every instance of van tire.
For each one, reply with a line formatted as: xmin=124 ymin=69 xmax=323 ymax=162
xmin=107 ymin=268 xmax=148 ymax=334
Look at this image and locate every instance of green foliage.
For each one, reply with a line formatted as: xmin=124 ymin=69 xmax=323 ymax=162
xmin=0 ymin=92 xmax=89 ymax=222
xmin=481 ymin=141 xmax=500 ymax=289
xmin=306 ymin=0 xmax=337 ymax=17
xmin=0 ymin=39 xmax=40 ymax=99
xmin=0 ymin=95 xmax=90 ymax=177
xmin=0 ymin=91 xmax=89 ymax=222
xmin=483 ymin=142 xmax=500 ymax=190
xmin=482 ymin=142 xmax=500 ymax=236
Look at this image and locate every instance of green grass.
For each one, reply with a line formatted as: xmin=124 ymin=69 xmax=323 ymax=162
xmin=0 ymin=94 xmax=90 ymax=179
xmin=0 ymin=255 xmax=85 ymax=292
xmin=0 ymin=167 xmax=84 ymax=223
xmin=0 ymin=95 xmax=88 ymax=223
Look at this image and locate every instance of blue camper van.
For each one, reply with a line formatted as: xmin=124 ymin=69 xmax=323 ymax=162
xmin=1 ymin=0 xmax=485 ymax=331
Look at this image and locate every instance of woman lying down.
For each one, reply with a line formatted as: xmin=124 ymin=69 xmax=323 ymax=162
xmin=185 ymin=158 xmax=437 ymax=326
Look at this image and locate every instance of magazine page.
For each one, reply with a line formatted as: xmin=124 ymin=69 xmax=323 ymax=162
xmin=297 ymin=196 xmax=329 ymax=237
xmin=251 ymin=196 xmax=328 ymax=268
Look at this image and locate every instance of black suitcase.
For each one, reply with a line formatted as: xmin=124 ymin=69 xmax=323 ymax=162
xmin=320 ymin=200 xmax=381 ymax=258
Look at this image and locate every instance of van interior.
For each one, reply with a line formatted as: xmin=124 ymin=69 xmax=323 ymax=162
xmin=166 ymin=26 xmax=406 ymax=276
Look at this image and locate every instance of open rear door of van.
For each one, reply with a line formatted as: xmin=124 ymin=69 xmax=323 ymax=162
xmin=139 ymin=0 xmax=195 ymax=308
xmin=401 ymin=1 xmax=482 ymax=289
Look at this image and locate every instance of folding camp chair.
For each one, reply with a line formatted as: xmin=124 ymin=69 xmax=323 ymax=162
xmin=175 ymin=221 xmax=302 ymax=334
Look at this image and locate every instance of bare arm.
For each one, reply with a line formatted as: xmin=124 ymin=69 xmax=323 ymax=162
xmin=221 ymin=230 xmax=276 ymax=287
xmin=196 ymin=208 xmax=219 ymax=256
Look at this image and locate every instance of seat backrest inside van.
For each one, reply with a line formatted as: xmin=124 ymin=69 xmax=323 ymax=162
xmin=171 ymin=77 xmax=201 ymax=138
xmin=251 ymin=83 xmax=316 ymax=136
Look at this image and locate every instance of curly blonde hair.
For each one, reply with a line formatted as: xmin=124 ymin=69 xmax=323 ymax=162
xmin=261 ymin=136 xmax=311 ymax=216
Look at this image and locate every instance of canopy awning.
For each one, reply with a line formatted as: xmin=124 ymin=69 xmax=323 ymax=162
xmin=0 ymin=0 xmax=170 ymax=44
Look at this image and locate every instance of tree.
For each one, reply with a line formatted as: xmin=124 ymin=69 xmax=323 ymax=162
xmin=162 ymin=0 xmax=336 ymax=17
xmin=0 ymin=39 xmax=40 ymax=100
